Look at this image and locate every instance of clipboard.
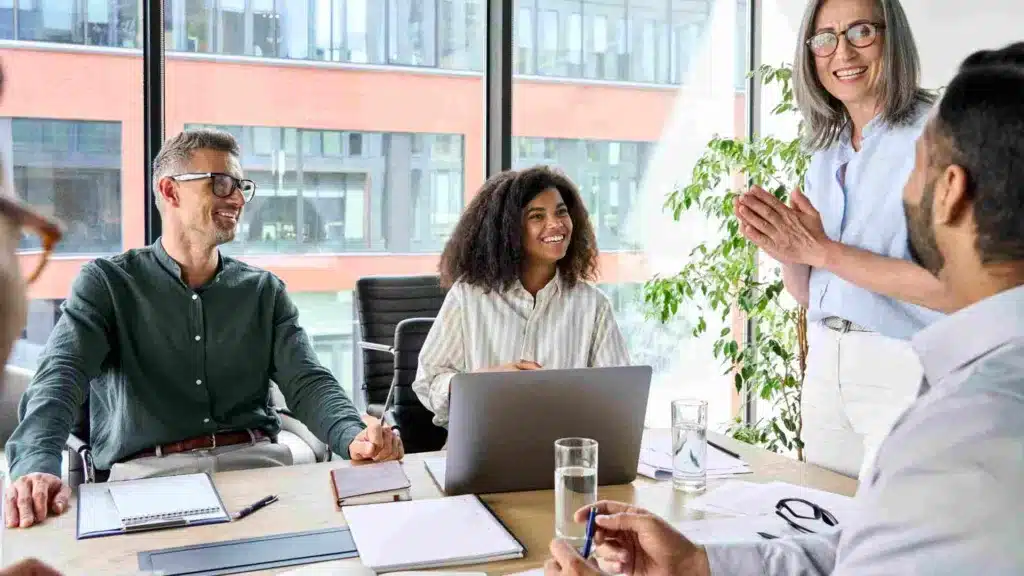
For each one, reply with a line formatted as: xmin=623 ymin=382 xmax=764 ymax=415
xmin=76 ymin=472 xmax=231 ymax=539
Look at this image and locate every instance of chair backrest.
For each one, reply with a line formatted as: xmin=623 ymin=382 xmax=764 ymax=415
xmin=392 ymin=318 xmax=448 ymax=452
xmin=353 ymin=275 xmax=446 ymax=411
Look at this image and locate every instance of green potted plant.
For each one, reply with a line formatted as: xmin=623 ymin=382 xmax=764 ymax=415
xmin=643 ymin=64 xmax=812 ymax=459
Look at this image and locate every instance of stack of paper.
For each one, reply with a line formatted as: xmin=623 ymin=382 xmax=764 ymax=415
xmin=665 ymin=480 xmax=856 ymax=543
xmin=671 ymin=514 xmax=809 ymax=544
xmin=638 ymin=430 xmax=751 ymax=480
xmin=685 ymin=480 xmax=856 ymax=523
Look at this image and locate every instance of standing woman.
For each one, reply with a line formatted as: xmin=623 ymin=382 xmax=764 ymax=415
xmin=734 ymin=0 xmax=952 ymax=480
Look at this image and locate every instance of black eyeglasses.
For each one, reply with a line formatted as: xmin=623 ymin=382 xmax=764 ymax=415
xmin=806 ymin=21 xmax=886 ymax=58
xmin=171 ymin=172 xmax=256 ymax=203
xmin=775 ymin=498 xmax=839 ymax=534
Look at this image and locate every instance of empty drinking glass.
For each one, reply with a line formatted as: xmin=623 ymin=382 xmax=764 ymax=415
xmin=554 ymin=437 xmax=598 ymax=544
xmin=671 ymin=398 xmax=708 ymax=492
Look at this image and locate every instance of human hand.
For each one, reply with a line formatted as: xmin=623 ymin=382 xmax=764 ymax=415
xmin=735 ymin=185 xmax=830 ymax=268
xmin=544 ymin=538 xmax=607 ymax=576
xmin=349 ymin=414 xmax=405 ymax=462
xmin=0 ymin=558 xmax=63 ymax=576
xmin=477 ymin=360 xmax=542 ymax=373
xmin=578 ymin=501 xmax=709 ymax=576
xmin=4 ymin=472 xmax=70 ymax=529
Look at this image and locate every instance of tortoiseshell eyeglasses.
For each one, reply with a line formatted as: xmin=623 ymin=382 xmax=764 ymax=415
xmin=0 ymin=195 xmax=64 ymax=284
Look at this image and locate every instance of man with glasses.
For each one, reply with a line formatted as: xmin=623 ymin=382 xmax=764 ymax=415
xmin=4 ymin=129 xmax=403 ymax=530
xmin=544 ymin=43 xmax=1024 ymax=576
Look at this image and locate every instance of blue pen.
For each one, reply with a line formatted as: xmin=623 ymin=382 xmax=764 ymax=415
xmin=581 ymin=506 xmax=598 ymax=559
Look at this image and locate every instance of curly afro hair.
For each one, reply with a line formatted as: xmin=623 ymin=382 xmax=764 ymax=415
xmin=438 ymin=165 xmax=598 ymax=292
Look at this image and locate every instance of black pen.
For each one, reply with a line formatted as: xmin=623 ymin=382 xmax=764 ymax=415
xmin=708 ymin=439 xmax=741 ymax=460
xmin=234 ymin=494 xmax=278 ymax=520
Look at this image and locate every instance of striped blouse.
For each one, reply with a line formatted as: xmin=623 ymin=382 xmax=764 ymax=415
xmin=411 ymin=271 xmax=632 ymax=428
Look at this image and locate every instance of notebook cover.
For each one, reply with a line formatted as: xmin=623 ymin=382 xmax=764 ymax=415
xmin=329 ymin=460 xmax=412 ymax=508
xmin=76 ymin=473 xmax=231 ymax=540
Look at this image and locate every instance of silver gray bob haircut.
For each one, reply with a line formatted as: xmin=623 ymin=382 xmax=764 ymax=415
xmin=792 ymin=0 xmax=935 ymax=151
xmin=152 ymin=128 xmax=240 ymax=210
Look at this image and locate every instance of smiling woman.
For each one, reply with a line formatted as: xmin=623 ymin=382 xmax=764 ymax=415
xmin=734 ymin=0 xmax=948 ymax=481
xmin=411 ymin=166 xmax=632 ymax=429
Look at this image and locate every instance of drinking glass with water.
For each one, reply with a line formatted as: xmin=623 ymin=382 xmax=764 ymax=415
xmin=554 ymin=437 xmax=598 ymax=544
xmin=671 ymin=398 xmax=708 ymax=492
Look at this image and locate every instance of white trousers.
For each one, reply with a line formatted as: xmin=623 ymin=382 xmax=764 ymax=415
xmin=107 ymin=438 xmax=293 ymax=482
xmin=802 ymin=322 xmax=922 ymax=481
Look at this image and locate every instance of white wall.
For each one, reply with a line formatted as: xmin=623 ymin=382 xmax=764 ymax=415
xmin=770 ymin=0 xmax=1022 ymax=89
xmin=902 ymin=0 xmax=1021 ymax=88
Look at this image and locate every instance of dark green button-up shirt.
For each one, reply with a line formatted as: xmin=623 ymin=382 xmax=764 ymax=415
xmin=6 ymin=240 xmax=365 ymax=480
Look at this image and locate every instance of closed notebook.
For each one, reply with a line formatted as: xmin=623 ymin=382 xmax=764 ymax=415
xmin=342 ymin=494 xmax=526 ymax=572
xmin=77 ymin=472 xmax=230 ymax=539
xmin=329 ymin=460 xmax=412 ymax=507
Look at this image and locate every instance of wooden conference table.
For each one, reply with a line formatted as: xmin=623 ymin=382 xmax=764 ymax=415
xmin=2 ymin=432 xmax=857 ymax=575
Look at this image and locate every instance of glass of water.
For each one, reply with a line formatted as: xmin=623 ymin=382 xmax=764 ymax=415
xmin=671 ymin=398 xmax=708 ymax=492
xmin=554 ymin=437 xmax=598 ymax=544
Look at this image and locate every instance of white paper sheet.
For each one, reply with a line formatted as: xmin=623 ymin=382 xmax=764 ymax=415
xmin=77 ymin=482 xmax=124 ymax=536
xmin=342 ymin=495 xmax=524 ymax=572
xmin=424 ymin=456 xmax=447 ymax=491
xmin=672 ymin=514 xmax=827 ymax=544
xmin=685 ymin=480 xmax=857 ymax=524
xmin=638 ymin=429 xmax=752 ymax=479
xmin=107 ymin=473 xmax=227 ymax=526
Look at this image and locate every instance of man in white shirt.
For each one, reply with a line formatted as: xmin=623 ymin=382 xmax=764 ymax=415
xmin=543 ymin=42 xmax=1024 ymax=576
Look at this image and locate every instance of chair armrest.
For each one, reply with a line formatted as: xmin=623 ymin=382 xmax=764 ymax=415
xmin=278 ymin=413 xmax=331 ymax=463
xmin=66 ymin=433 xmax=95 ymax=485
xmin=358 ymin=342 xmax=395 ymax=354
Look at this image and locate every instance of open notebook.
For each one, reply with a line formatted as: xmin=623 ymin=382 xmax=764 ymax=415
xmin=342 ymin=494 xmax=525 ymax=572
xmin=77 ymin=472 xmax=231 ymax=539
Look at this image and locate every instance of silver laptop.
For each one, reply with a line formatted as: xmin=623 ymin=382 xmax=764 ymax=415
xmin=424 ymin=365 xmax=653 ymax=495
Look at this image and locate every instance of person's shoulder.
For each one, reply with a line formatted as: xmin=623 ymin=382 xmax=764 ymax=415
xmin=563 ymin=280 xmax=614 ymax=310
xmin=77 ymin=246 xmax=156 ymax=282
xmin=221 ymin=253 xmax=277 ymax=283
xmin=887 ymin=97 xmax=935 ymax=139
xmin=885 ymin=350 xmax=1024 ymax=468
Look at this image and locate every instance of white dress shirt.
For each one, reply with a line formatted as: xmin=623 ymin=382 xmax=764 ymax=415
xmin=705 ymin=284 xmax=1024 ymax=575
xmin=412 ymin=272 xmax=631 ymax=427
xmin=804 ymin=103 xmax=944 ymax=340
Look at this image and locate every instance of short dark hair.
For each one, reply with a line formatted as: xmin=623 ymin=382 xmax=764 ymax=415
xmin=930 ymin=42 xmax=1024 ymax=263
xmin=438 ymin=165 xmax=598 ymax=291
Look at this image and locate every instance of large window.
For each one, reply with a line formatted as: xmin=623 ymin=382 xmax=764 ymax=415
xmin=0 ymin=0 xmax=139 ymax=47
xmin=166 ymin=0 xmax=483 ymax=71
xmin=0 ymin=1 xmax=754 ymax=437
xmin=513 ymin=137 xmax=652 ymax=251
xmin=515 ymin=0 xmax=750 ymax=428
xmin=516 ymin=0 xmax=713 ymax=84
xmin=186 ymin=124 xmax=464 ymax=255
xmin=6 ymin=118 xmax=122 ymax=255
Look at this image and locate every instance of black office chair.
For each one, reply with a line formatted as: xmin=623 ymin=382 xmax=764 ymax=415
xmin=354 ymin=275 xmax=448 ymax=454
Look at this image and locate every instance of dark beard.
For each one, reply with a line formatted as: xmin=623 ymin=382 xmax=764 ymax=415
xmin=904 ymin=181 xmax=945 ymax=277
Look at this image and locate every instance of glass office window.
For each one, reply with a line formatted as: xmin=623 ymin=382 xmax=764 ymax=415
xmin=512 ymin=137 xmax=651 ymax=252
xmin=186 ymin=124 xmax=464 ymax=255
xmin=515 ymin=0 xmax=750 ymax=429
xmin=6 ymin=118 xmax=122 ymax=256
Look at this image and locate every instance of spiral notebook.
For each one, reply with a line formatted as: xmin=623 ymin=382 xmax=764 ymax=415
xmin=77 ymin=472 xmax=231 ymax=539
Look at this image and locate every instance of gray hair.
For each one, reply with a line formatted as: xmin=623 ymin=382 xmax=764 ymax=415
xmin=792 ymin=0 xmax=935 ymax=151
xmin=152 ymin=128 xmax=240 ymax=210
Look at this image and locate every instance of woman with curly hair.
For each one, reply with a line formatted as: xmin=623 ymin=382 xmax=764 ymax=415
xmin=412 ymin=166 xmax=631 ymax=428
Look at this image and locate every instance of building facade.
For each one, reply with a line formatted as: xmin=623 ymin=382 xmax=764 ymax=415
xmin=3 ymin=0 xmax=747 ymax=403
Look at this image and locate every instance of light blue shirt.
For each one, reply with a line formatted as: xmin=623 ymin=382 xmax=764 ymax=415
xmin=706 ymin=284 xmax=1024 ymax=575
xmin=805 ymin=104 xmax=944 ymax=340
